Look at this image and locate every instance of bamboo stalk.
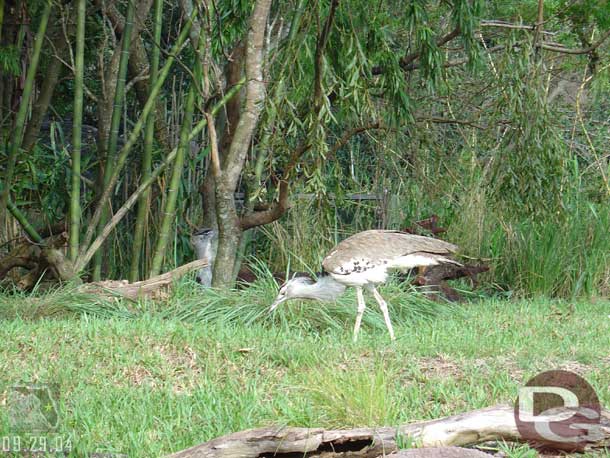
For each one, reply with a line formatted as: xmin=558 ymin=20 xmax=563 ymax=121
xmin=6 ymin=200 xmax=43 ymax=244
xmin=130 ymin=0 xmax=163 ymax=282
xmin=76 ymin=12 xmax=196 ymax=265
xmin=75 ymin=79 xmax=245 ymax=273
xmin=0 ymin=1 xmax=52 ymax=224
xmin=69 ymin=0 xmax=86 ymax=262
xmin=149 ymin=84 xmax=196 ymax=277
xmin=92 ymin=0 xmax=136 ymax=280
xmin=0 ymin=0 xmax=4 ymax=41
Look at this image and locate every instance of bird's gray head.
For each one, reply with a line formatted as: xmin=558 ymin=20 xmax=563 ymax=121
xmin=269 ymin=274 xmax=346 ymax=311
xmin=269 ymin=276 xmax=316 ymax=311
xmin=191 ymin=228 xmax=217 ymax=250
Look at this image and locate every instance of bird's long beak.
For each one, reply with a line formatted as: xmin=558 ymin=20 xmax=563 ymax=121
xmin=269 ymin=295 xmax=287 ymax=313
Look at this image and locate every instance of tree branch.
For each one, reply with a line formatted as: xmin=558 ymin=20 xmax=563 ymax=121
xmin=239 ymin=123 xmax=382 ymax=230
xmin=220 ymin=0 xmax=272 ymax=190
xmin=539 ymin=28 xmax=610 ymax=54
xmin=206 ymin=112 xmax=221 ymax=178
xmin=313 ymin=0 xmax=339 ymax=105
xmin=372 ymin=26 xmax=461 ymax=75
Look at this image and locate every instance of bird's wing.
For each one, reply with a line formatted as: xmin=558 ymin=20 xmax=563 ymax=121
xmin=322 ymin=230 xmax=458 ymax=274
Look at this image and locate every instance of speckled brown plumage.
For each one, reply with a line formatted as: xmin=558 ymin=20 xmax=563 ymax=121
xmin=322 ymin=230 xmax=458 ymax=275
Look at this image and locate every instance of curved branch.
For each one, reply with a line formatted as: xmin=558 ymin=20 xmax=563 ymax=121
xmin=239 ymin=123 xmax=382 ymax=230
xmin=371 ymin=26 xmax=461 ymax=75
xmin=539 ymin=28 xmax=610 ymax=54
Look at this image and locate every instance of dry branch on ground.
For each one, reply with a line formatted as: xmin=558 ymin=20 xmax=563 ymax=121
xmin=79 ymin=259 xmax=208 ymax=300
xmin=166 ymin=405 xmax=610 ymax=458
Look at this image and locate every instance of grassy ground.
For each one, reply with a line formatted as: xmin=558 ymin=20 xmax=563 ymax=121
xmin=0 ymin=282 xmax=609 ymax=457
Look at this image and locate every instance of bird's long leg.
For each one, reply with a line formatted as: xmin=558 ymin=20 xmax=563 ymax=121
xmin=353 ymin=286 xmax=366 ymax=342
xmin=370 ymin=286 xmax=395 ymax=341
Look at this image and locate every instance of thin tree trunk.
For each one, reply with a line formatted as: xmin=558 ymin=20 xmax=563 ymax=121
xmin=149 ymin=84 xmax=196 ymax=277
xmin=0 ymin=1 xmax=52 ymax=225
xmin=69 ymin=0 xmax=86 ymax=262
xmin=130 ymin=0 xmax=163 ymax=282
xmin=200 ymin=41 xmax=245 ymax=232
xmin=212 ymin=0 xmax=272 ymax=287
xmin=92 ymin=0 xmax=136 ymax=280
xmin=101 ymin=0 xmax=171 ymax=154
xmin=0 ymin=0 xmax=4 ymax=40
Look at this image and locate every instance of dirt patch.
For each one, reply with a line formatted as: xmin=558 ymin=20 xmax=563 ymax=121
xmin=556 ymin=360 xmax=592 ymax=376
xmin=417 ymin=355 xmax=465 ymax=380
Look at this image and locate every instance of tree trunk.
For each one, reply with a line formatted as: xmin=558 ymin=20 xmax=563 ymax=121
xmin=199 ymin=40 xmax=245 ymax=232
xmin=166 ymin=405 xmax=610 ymax=458
xmin=211 ymin=0 xmax=272 ymax=287
xmin=212 ymin=186 xmax=242 ymax=285
xmin=149 ymin=83 xmax=196 ymax=277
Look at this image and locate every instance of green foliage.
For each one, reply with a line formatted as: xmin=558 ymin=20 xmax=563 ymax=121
xmin=2 ymin=0 xmax=608 ymax=300
xmin=490 ymin=201 xmax=610 ymax=298
xmin=490 ymin=49 xmax=569 ymax=216
xmin=558 ymin=0 xmax=610 ymax=29
xmin=10 ymin=130 xmax=90 ymax=224
xmin=0 ymin=45 xmax=20 ymax=75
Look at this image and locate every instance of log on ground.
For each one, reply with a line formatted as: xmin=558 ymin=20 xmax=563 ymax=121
xmin=80 ymin=259 xmax=208 ymax=300
xmin=166 ymin=404 xmax=610 ymax=458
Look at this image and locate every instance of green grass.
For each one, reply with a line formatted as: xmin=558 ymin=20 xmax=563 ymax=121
xmin=0 ymin=283 xmax=609 ymax=457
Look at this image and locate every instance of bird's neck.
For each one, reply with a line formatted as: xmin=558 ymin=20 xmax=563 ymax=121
xmin=193 ymin=241 xmax=217 ymax=264
xmin=300 ymin=275 xmax=346 ymax=301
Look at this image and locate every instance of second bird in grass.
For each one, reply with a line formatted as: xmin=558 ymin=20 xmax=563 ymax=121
xmin=270 ymin=230 xmax=460 ymax=341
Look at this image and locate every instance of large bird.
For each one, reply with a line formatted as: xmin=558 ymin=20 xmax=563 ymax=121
xmin=270 ymin=230 xmax=459 ymax=341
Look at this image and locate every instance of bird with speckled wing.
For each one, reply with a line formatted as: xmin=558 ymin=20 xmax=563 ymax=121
xmin=270 ymin=230 xmax=460 ymax=341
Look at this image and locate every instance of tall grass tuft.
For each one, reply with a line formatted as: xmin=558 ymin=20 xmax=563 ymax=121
xmin=163 ymin=265 xmax=456 ymax=335
xmin=0 ymin=284 xmax=134 ymax=320
xmin=0 ymin=264 xmax=459 ymax=337
xmin=491 ymin=202 xmax=609 ymax=298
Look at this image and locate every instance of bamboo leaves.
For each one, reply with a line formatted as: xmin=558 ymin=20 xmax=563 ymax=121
xmin=0 ymin=1 xmax=51 ymax=225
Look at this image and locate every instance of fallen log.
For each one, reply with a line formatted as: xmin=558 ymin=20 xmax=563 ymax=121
xmin=79 ymin=259 xmax=208 ymax=300
xmin=414 ymin=263 xmax=490 ymax=302
xmin=388 ymin=448 xmax=490 ymax=458
xmin=0 ymin=232 xmax=77 ymax=289
xmin=404 ymin=215 xmax=447 ymax=236
xmin=166 ymin=404 xmax=610 ymax=458
xmin=401 ymin=215 xmax=489 ymax=302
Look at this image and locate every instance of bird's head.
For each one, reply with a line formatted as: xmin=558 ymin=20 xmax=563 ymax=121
xmin=190 ymin=228 xmax=217 ymax=249
xmin=269 ymin=276 xmax=315 ymax=312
